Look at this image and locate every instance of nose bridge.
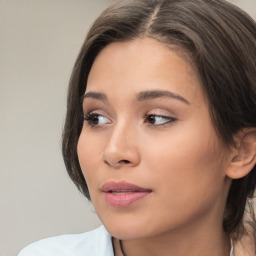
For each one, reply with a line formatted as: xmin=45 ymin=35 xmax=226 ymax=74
xmin=110 ymin=118 xmax=132 ymax=147
xmin=103 ymin=117 xmax=140 ymax=167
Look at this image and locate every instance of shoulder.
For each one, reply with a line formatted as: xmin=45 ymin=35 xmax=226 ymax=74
xmin=18 ymin=225 xmax=114 ymax=256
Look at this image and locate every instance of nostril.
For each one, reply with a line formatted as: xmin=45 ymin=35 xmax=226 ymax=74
xmin=103 ymin=159 xmax=130 ymax=167
xmin=104 ymin=160 xmax=110 ymax=166
xmin=119 ymin=160 xmax=130 ymax=164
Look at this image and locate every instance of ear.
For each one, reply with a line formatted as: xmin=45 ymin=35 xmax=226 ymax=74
xmin=226 ymin=128 xmax=256 ymax=179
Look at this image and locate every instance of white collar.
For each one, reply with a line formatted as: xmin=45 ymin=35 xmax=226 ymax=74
xmin=230 ymin=239 xmax=234 ymax=256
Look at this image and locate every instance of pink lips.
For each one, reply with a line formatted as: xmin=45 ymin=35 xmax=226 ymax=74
xmin=101 ymin=181 xmax=152 ymax=208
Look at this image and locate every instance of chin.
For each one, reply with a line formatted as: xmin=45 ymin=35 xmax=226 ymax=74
xmin=98 ymin=214 xmax=150 ymax=240
xmin=99 ymin=213 xmax=173 ymax=241
xmin=104 ymin=223 xmax=150 ymax=240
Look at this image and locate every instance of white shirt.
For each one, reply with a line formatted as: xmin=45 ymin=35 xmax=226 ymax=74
xmin=18 ymin=225 xmax=234 ymax=256
xmin=18 ymin=226 xmax=114 ymax=256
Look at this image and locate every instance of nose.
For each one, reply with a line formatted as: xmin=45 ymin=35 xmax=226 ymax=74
xmin=102 ymin=122 xmax=140 ymax=169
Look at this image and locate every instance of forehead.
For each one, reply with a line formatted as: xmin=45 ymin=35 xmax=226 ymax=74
xmin=87 ymin=38 xmax=203 ymax=106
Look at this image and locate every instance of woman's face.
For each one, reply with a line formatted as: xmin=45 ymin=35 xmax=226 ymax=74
xmin=77 ymin=38 xmax=231 ymax=239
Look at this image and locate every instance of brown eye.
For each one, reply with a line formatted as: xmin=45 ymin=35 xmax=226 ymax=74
xmin=146 ymin=114 xmax=176 ymax=126
xmin=84 ymin=113 xmax=111 ymax=127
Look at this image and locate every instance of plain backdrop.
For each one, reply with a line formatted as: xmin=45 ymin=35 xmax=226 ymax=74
xmin=1 ymin=1 xmax=255 ymax=256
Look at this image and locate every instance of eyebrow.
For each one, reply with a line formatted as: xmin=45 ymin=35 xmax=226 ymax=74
xmin=83 ymin=92 xmax=107 ymax=101
xmin=83 ymin=90 xmax=190 ymax=105
xmin=136 ymin=90 xmax=190 ymax=104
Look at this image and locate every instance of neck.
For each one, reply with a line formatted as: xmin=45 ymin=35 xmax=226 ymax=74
xmin=113 ymin=222 xmax=231 ymax=256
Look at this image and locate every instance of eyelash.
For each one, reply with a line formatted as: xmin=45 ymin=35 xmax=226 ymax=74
xmin=83 ymin=112 xmax=176 ymax=128
xmin=83 ymin=113 xmax=111 ymax=128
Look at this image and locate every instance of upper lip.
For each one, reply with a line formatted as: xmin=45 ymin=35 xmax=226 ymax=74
xmin=101 ymin=181 xmax=152 ymax=193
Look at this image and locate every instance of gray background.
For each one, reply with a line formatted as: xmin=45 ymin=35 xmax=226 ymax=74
xmin=1 ymin=1 xmax=255 ymax=256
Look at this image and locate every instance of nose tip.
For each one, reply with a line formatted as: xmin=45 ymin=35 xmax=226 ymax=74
xmin=102 ymin=148 xmax=140 ymax=168
xmin=101 ymin=127 xmax=140 ymax=169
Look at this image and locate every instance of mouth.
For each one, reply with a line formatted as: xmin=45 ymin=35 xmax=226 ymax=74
xmin=101 ymin=181 xmax=152 ymax=208
xmin=109 ymin=190 xmax=139 ymax=195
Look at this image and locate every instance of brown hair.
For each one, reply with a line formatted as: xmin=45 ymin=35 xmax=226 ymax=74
xmin=62 ymin=0 xmax=256 ymax=235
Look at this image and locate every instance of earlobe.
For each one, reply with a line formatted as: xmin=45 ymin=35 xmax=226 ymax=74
xmin=226 ymin=128 xmax=256 ymax=180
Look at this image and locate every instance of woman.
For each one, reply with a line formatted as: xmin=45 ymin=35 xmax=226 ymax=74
xmin=19 ymin=0 xmax=256 ymax=255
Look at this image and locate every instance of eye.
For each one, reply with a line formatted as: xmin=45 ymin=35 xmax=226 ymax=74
xmin=84 ymin=113 xmax=111 ymax=127
xmin=145 ymin=114 xmax=176 ymax=126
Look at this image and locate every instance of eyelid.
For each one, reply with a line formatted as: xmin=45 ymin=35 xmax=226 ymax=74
xmin=147 ymin=108 xmax=176 ymax=118
xmin=82 ymin=103 xmax=101 ymax=115
xmin=82 ymin=100 xmax=114 ymax=119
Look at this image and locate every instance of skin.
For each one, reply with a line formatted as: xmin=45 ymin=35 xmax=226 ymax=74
xmin=77 ymin=38 xmax=233 ymax=256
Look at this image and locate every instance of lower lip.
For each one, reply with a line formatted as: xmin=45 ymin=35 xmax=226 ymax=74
xmin=104 ymin=191 xmax=151 ymax=208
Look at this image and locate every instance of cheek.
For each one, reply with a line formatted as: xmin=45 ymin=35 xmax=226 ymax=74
xmin=139 ymin=132 xmax=226 ymax=228
xmin=142 ymin=119 xmax=225 ymax=199
xmin=77 ymin=132 xmax=102 ymax=187
xmin=144 ymin=122 xmax=216 ymax=168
